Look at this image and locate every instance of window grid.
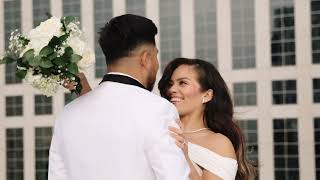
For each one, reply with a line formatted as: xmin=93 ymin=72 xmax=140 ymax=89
xmin=270 ymin=0 xmax=296 ymax=66
xmin=64 ymin=93 xmax=77 ymax=105
xmin=234 ymin=82 xmax=257 ymax=106
xmin=195 ymin=0 xmax=217 ymax=67
xmin=160 ymin=0 xmax=181 ymax=72
xmin=231 ymin=0 xmax=256 ymax=69
xmin=273 ymin=118 xmax=299 ymax=180
xmin=311 ymin=0 xmax=320 ymax=64
xmin=6 ymin=96 xmax=23 ymax=117
xmin=126 ymin=0 xmax=145 ymax=16
xmin=6 ymin=128 xmax=24 ymax=180
xmin=35 ymin=127 xmax=52 ymax=180
xmin=35 ymin=95 xmax=52 ymax=115
xmin=94 ymin=0 xmax=113 ymax=78
xmin=313 ymin=78 xmax=320 ymax=103
xmin=238 ymin=120 xmax=259 ymax=165
xmin=33 ymin=0 xmax=50 ymax=27
xmin=272 ymin=80 xmax=297 ymax=104
xmin=314 ymin=118 xmax=320 ymax=179
xmin=5 ymin=0 xmax=22 ymax=84
xmin=63 ymin=0 xmax=81 ymax=23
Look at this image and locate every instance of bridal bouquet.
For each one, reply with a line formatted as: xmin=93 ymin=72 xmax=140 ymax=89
xmin=0 ymin=16 xmax=95 ymax=96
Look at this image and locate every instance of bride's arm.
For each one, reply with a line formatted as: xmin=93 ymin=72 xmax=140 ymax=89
xmin=169 ymin=126 xmax=223 ymax=180
xmin=64 ymin=72 xmax=92 ymax=96
xmin=169 ymin=126 xmax=202 ymax=180
xmin=76 ymin=73 xmax=92 ymax=96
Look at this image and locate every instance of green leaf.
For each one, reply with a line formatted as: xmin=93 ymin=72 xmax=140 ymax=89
xmin=63 ymin=47 xmax=73 ymax=57
xmin=17 ymin=58 xmax=29 ymax=68
xmin=40 ymin=60 xmax=54 ymax=68
xmin=22 ymin=49 xmax=35 ymax=62
xmin=15 ymin=69 xmax=27 ymax=79
xmin=0 ymin=57 xmax=16 ymax=64
xmin=70 ymin=54 xmax=82 ymax=63
xmin=47 ymin=52 xmax=58 ymax=61
xmin=28 ymin=56 xmax=41 ymax=66
xmin=39 ymin=46 xmax=54 ymax=57
xmin=74 ymin=83 xmax=83 ymax=95
xmin=48 ymin=36 xmax=60 ymax=47
xmin=40 ymin=67 xmax=51 ymax=76
xmin=64 ymin=16 xmax=76 ymax=26
xmin=18 ymin=36 xmax=30 ymax=46
xmin=52 ymin=57 xmax=67 ymax=66
xmin=59 ymin=34 xmax=69 ymax=43
xmin=67 ymin=63 xmax=79 ymax=74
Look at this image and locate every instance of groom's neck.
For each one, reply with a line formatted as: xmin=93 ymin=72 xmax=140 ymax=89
xmin=107 ymin=63 xmax=146 ymax=87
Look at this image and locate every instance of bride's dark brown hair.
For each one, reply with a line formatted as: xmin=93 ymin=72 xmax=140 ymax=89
xmin=158 ymin=58 xmax=257 ymax=180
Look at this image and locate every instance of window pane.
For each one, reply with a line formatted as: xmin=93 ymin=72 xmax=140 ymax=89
xmin=271 ymin=0 xmax=296 ymax=67
xmin=94 ymin=0 xmax=112 ymax=78
xmin=35 ymin=127 xmax=52 ymax=180
xmin=35 ymin=95 xmax=52 ymax=115
xmin=232 ymin=0 xmax=255 ymax=69
xmin=195 ymin=0 xmax=217 ymax=67
xmin=6 ymin=96 xmax=23 ymax=117
xmin=126 ymin=0 xmax=145 ymax=16
xmin=233 ymin=82 xmax=257 ymax=106
xmin=312 ymin=0 xmax=320 ymax=64
xmin=33 ymin=0 xmax=50 ymax=27
xmin=160 ymin=0 xmax=181 ymax=72
xmin=63 ymin=0 xmax=81 ymax=22
xmin=6 ymin=128 xmax=24 ymax=180
xmin=273 ymin=118 xmax=299 ymax=180
xmin=314 ymin=79 xmax=320 ymax=103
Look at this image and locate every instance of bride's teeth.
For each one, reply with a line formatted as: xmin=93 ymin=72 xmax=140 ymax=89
xmin=171 ymin=98 xmax=181 ymax=102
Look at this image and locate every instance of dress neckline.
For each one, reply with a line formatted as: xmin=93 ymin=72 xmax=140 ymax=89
xmin=188 ymin=142 xmax=238 ymax=162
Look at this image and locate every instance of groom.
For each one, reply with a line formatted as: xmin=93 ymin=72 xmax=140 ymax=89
xmin=48 ymin=14 xmax=190 ymax=180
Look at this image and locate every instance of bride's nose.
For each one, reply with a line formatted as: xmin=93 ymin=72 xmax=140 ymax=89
xmin=167 ymin=83 xmax=178 ymax=96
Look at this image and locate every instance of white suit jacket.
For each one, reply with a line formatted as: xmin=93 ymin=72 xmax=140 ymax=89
xmin=48 ymin=80 xmax=190 ymax=180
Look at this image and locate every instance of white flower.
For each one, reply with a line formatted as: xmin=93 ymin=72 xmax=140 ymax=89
xmin=27 ymin=16 xmax=63 ymax=55
xmin=56 ymin=47 xmax=65 ymax=57
xmin=66 ymin=35 xmax=95 ymax=70
xmin=78 ymin=48 xmax=95 ymax=70
xmin=17 ymin=66 xmax=27 ymax=70
xmin=30 ymin=75 xmax=61 ymax=97
xmin=66 ymin=36 xmax=86 ymax=55
xmin=24 ymin=69 xmax=42 ymax=84
xmin=67 ymin=22 xmax=82 ymax=37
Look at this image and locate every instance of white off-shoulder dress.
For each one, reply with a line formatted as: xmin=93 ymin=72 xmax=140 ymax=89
xmin=188 ymin=142 xmax=238 ymax=180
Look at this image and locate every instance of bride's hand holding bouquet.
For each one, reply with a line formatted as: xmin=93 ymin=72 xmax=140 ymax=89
xmin=0 ymin=16 xmax=95 ymax=96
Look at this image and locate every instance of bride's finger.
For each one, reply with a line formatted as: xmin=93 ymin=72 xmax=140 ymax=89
xmin=175 ymin=119 xmax=184 ymax=130
xmin=63 ymin=80 xmax=77 ymax=90
xmin=169 ymin=132 xmax=185 ymax=144
xmin=175 ymin=141 xmax=185 ymax=149
xmin=169 ymin=126 xmax=183 ymax=135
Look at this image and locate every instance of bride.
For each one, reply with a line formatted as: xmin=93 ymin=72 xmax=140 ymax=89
xmin=66 ymin=58 xmax=257 ymax=180
xmin=158 ymin=58 xmax=256 ymax=180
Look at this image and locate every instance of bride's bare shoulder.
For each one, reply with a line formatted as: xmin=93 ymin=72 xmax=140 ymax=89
xmin=201 ymin=132 xmax=237 ymax=160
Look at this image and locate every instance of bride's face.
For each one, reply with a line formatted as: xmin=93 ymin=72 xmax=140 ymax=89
xmin=166 ymin=65 xmax=206 ymax=116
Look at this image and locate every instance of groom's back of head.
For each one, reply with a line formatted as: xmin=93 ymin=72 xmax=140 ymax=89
xmin=99 ymin=14 xmax=158 ymax=65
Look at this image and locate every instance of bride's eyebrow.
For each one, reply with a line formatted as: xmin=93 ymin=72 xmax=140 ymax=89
xmin=176 ymin=77 xmax=191 ymax=81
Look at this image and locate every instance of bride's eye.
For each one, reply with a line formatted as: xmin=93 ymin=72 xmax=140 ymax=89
xmin=179 ymin=81 xmax=187 ymax=86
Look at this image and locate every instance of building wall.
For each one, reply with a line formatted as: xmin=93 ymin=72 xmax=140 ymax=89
xmin=0 ymin=0 xmax=319 ymax=180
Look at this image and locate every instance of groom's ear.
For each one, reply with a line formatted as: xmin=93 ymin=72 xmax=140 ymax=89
xmin=139 ymin=49 xmax=151 ymax=69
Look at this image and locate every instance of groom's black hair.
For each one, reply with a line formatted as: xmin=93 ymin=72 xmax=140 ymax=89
xmin=99 ymin=14 xmax=158 ymax=65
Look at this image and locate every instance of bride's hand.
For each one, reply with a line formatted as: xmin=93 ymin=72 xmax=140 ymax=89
xmin=63 ymin=72 xmax=92 ymax=96
xmin=169 ymin=120 xmax=188 ymax=156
